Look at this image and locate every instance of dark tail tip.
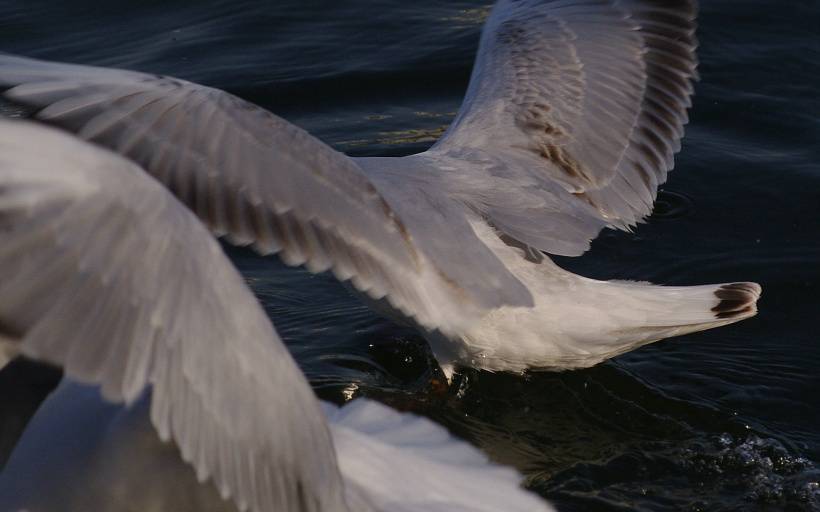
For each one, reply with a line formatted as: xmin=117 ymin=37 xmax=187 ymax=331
xmin=712 ymin=282 xmax=762 ymax=319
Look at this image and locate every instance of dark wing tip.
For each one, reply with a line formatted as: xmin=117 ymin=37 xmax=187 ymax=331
xmin=712 ymin=282 xmax=762 ymax=319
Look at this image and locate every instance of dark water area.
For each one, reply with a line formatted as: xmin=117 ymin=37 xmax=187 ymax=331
xmin=0 ymin=1 xmax=819 ymax=510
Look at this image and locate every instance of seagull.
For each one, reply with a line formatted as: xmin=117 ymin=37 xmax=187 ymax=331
xmin=0 ymin=0 xmax=761 ymax=382
xmin=0 ymin=119 xmax=555 ymax=512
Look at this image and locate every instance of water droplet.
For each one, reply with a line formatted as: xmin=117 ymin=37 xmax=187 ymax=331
xmin=341 ymin=383 xmax=358 ymax=402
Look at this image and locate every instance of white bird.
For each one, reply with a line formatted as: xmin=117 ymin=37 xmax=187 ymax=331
xmin=0 ymin=0 xmax=760 ymax=382
xmin=0 ymin=120 xmax=555 ymax=512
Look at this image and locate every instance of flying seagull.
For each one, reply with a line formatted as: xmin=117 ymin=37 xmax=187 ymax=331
xmin=0 ymin=119 xmax=554 ymax=512
xmin=0 ymin=0 xmax=760 ymax=381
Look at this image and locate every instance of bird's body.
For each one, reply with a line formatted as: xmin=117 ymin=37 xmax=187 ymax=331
xmin=0 ymin=0 xmax=764 ymax=509
xmin=0 ymin=0 xmax=760 ymax=380
xmin=353 ymin=151 xmax=760 ymax=378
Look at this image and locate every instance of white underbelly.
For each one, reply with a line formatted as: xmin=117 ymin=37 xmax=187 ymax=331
xmin=437 ymin=221 xmax=631 ymax=373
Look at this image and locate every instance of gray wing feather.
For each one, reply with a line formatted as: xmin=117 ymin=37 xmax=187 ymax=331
xmin=433 ymin=0 xmax=698 ymax=254
xmin=0 ymin=54 xmax=531 ymax=334
xmin=0 ymin=120 xmax=351 ymax=512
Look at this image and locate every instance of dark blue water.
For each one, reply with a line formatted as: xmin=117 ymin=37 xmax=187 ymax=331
xmin=1 ymin=1 xmax=819 ymax=510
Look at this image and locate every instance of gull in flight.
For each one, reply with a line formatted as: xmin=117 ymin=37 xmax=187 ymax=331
xmin=0 ymin=0 xmax=760 ymax=381
xmin=0 ymin=119 xmax=555 ymax=512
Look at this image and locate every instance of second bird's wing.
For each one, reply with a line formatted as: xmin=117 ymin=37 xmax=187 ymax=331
xmin=0 ymin=120 xmax=350 ymax=512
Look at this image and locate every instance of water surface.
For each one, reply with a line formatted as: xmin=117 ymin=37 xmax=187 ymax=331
xmin=0 ymin=1 xmax=818 ymax=510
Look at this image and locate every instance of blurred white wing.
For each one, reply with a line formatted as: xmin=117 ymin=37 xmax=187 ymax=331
xmin=2 ymin=379 xmax=557 ymax=512
xmin=433 ymin=0 xmax=699 ymax=255
xmin=0 ymin=54 xmax=533 ymax=334
xmin=0 ymin=380 xmax=242 ymax=512
xmin=0 ymin=120 xmax=350 ymax=512
xmin=324 ymin=399 xmax=556 ymax=512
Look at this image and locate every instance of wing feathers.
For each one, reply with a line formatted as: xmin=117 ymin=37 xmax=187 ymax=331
xmin=0 ymin=120 xmax=351 ymax=512
xmin=0 ymin=53 xmax=534 ymax=333
xmin=325 ymin=399 xmax=556 ymax=512
xmin=434 ymin=0 xmax=699 ymax=255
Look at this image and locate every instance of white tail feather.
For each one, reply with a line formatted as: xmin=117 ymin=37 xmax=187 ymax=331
xmin=448 ymin=226 xmax=763 ymax=373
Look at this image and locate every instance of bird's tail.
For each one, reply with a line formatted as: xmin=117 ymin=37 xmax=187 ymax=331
xmin=542 ymin=279 xmax=764 ymax=369
xmin=470 ymin=264 xmax=764 ymax=372
xmin=596 ymin=280 xmax=762 ymax=350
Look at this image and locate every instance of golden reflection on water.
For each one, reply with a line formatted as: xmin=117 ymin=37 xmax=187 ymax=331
xmin=339 ymin=111 xmax=456 ymax=148
xmin=339 ymin=126 xmax=447 ymax=148
xmin=442 ymin=6 xmax=492 ymax=27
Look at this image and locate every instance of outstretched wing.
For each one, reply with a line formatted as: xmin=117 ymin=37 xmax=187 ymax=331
xmin=433 ymin=0 xmax=698 ymax=254
xmin=0 ymin=120 xmax=351 ymax=512
xmin=0 ymin=54 xmax=532 ymax=334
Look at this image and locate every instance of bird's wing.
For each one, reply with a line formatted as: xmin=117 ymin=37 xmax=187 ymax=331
xmin=432 ymin=0 xmax=698 ymax=255
xmin=0 ymin=120 xmax=352 ymax=512
xmin=323 ymin=399 xmax=556 ymax=512
xmin=0 ymin=54 xmax=532 ymax=335
xmin=1 ymin=380 xmax=557 ymax=512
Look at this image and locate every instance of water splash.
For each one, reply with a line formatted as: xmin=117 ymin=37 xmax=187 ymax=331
xmin=681 ymin=433 xmax=819 ymax=507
